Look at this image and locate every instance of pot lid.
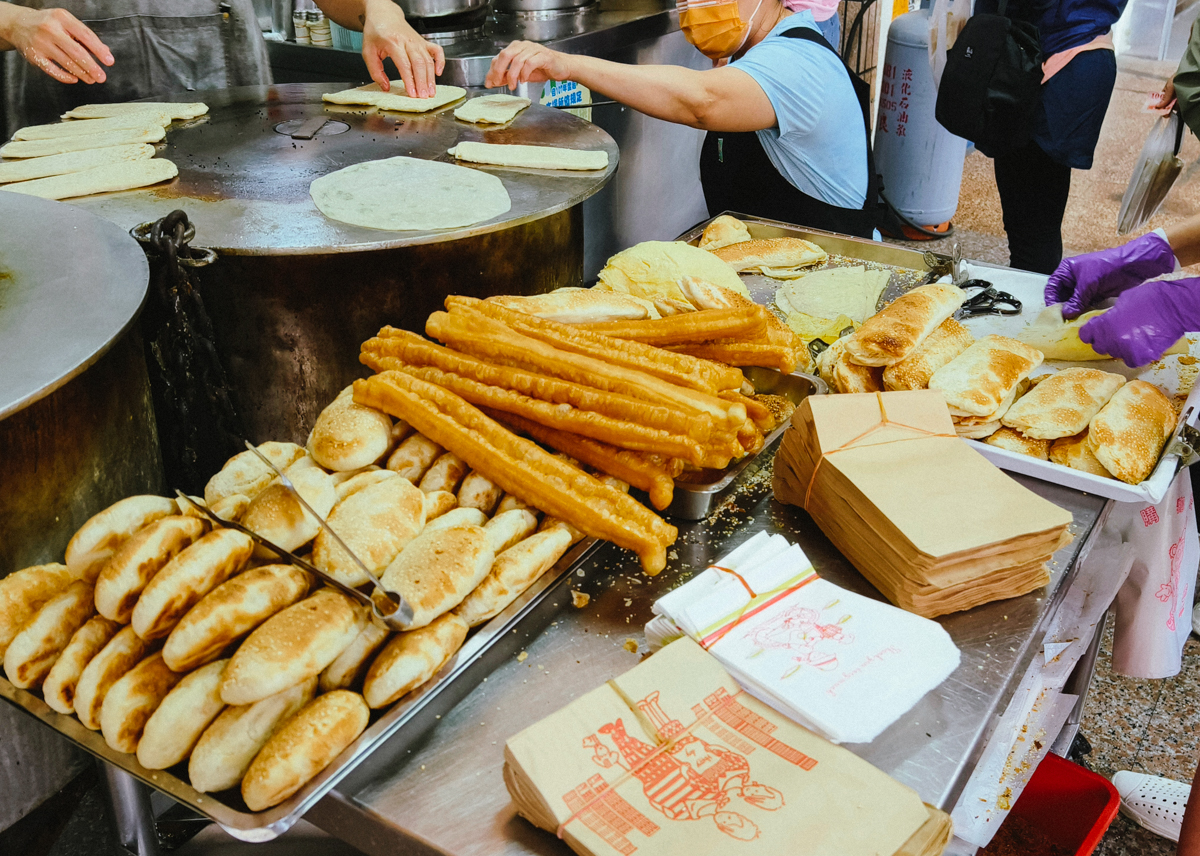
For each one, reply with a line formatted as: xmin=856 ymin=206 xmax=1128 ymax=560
xmin=0 ymin=193 xmax=148 ymax=420
xmin=72 ymin=83 xmax=619 ymax=256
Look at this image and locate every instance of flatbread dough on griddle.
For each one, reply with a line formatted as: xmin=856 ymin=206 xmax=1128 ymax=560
xmin=447 ymin=141 xmax=609 ymax=171
xmin=1 ymin=127 xmax=165 ymax=158
xmin=2 ymin=158 xmax=178 ymax=200
xmin=0 ymin=144 xmax=154 ymax=184
xmin=775 ymin=266 xmax=890 ymax=323
xmin=63 ymin=102 xmax=208 ymax=121
xmin=322 ymin=82 xmax=466 ymax=113
xmin=14 ymin=113 xmax=171 ymax=140
xmin=310 ymin=156 xmax=511 ymax=231
xmin=454 ymin=95 xmax=531 ymax=124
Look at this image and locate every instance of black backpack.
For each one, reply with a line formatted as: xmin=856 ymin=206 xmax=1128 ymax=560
xmin=934 ymin=0 xmax=1043 ymax=157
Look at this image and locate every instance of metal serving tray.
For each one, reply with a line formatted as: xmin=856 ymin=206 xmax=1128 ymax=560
xmin=664 ymin=368 xmax=826 ymax=520
xmin=0 ymin=535 xmax=602 ymax=842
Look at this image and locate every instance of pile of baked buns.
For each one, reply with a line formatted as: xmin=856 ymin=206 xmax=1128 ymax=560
xmin=814 ymin=284 xmax=1179 ymax=485
xmin=0 ymin=382 xmax=607 ymax=812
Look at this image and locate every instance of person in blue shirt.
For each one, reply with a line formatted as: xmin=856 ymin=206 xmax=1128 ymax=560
xmin=484 ymin=0 xmax=877 ymax=238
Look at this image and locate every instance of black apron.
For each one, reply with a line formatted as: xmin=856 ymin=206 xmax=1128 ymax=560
xmin=3 ymin=0 xmax=270 ymax=135
xmin=699 ymin=27 xmax=880 ymax=239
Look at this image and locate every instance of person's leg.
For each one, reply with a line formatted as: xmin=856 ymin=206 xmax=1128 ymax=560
xmin=1178 ymin=762 xmax=1200 ymax=855
xmin=993 ymin=139 xmax=1072 ymax=274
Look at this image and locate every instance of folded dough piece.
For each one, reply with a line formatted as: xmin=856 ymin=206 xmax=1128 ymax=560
xmin=14 ymin=112 xmax=171 ymax=140
xmin=448 ymin=141 xmax=609 ymax=171
xmin=454 ymin=94 xmax=530 ymax=124
xmin=0 ymin=144 xmax=155 ymax=184
xmin=698 ymin=214 xmax=751 ymax=250
xmin=954 ymin=418 xmax=1002 ymax=439
xmin=984 ymin=426 xmax=1051 ymax=460
xmin=882 ymin=317 xmax=974 ymax=391
xmin=1087 ymin=380 xmax=1177 ymax=484
xmin=598 ymin=241 xmax=749 ymax=301
xmin=2 ymin=158 xmax=177 ymax=200
xmin=710 ymin=237 xmax=827 ymax=272
xmin=776 ymin=266 xmax=890 ymax=324
xmin=0 ymin=126 xmax=165 ymax=158
xmin=1001 ymin=367 xmax=1126 ymax=440
xmin=1018 ymin=304 xmax=1188 ymax=361
xmin=63 ymin=101 xmax=208 ymax=121
xmin=322 ymin=82 xmax=466 ymax=112
xmin=1049 ymin=430 xmax=1113 ymax=478
xmin=487 ymin=289 xmax=660 ymax=323
xmin=929 ymin=334 xmax=1044 ymax=418
xmin=817 ymin=335 xmax=884 ymax=394
xmin=846 ymin=284 xmax=967 ymax=366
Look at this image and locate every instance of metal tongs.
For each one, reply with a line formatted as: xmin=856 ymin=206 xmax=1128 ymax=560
xmin=1165 ymin=405 xmax=1200 ymax=470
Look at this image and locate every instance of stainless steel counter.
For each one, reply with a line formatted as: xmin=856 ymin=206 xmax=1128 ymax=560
xmin=304 ymin=451 xmax=1108 ymax=856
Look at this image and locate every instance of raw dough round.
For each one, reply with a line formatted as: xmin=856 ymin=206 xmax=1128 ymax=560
xmin=310 ymin=156 xmax=511 ymax=231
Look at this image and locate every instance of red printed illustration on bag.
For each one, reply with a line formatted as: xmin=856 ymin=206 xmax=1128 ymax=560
xmin=1142 ymin=506 xmax=1161 ymax=527
xmin=1159 ymin=534 xmax=1189 ymax=632
xmin=742 ymin=602 xmax=854 ymax=678
xmin=1179 ymin=497 xmax=1187 ymax=515
xmin=579 ymin=691 xmax=789 ymax=844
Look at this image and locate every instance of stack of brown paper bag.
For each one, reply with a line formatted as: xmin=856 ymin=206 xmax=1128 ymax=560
xmin=773 ymin=391 xmax=1073 ymax=618
xmin=504 ymin=637 xmax=952 ymax=856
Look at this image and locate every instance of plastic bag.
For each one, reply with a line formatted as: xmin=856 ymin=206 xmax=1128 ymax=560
xmin=1118 ymin=110 xmax=1185 ymax=235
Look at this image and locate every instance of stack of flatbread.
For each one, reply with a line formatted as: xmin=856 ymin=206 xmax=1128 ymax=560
xmin=773 ymin=390 xmax=1074 ymax=618
xmin=928 ymin=335 xmax=1044 ymax=439
xmin=0 ymin=100 xmax=202 ymax=199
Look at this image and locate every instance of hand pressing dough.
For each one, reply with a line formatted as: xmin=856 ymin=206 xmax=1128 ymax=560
xmin=322 ymin=82 xmax=466 ymax=112
xmin=2 ymin=158 xmax=177 ymax=199
xmin=454 ymin=94 xmax=531 ymax=124
xmin=447 ymin=141 xmax=609 ymax=171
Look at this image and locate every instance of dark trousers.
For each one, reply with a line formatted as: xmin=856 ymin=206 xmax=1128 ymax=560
xmin=992 ymin=138 xmax=1073 ymax=275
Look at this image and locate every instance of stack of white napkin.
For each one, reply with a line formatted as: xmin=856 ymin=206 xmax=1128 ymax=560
xmin=646 ymin=532 xmax=962 ymax=744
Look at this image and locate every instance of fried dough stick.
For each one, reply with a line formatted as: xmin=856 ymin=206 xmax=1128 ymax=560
xmin=367 ymin=356 xmax=713 ymax=465
xmin=489 ymin=410 xmax=684 ymax=511
xmin=362 ymin=329 xmax=710 ymax=442
xmin=425 ymin=310 xmax=747 ymax=430
xmin=673 ymin=342 xmax=797 ymax=374
xmin=353 ymin=372 xmax=677 ymax=575
xmin=577 ymin=306 xmax=769 ymax=346
xmin=446 ymin=295 xmax=745 ymax=394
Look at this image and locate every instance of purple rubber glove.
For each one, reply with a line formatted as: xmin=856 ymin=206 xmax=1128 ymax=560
xmin=1080 ymin=277 xmax=1200 ymax=366
xmin=1045 ymin=232 xmax=1178 ymax=318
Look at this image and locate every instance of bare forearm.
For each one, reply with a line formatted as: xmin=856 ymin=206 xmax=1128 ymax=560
xmin=561 ymin=54 xmax=721 ymax=128
xmin=313 ymin=0 xmax=389 ymax=32
xmin=1166 ymin=214 xmax=1200 ymax=267
xmin=0 ymin=3 xmax=22 ymax=50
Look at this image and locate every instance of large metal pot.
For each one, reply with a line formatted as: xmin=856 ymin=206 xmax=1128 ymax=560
xmin=0 ymin=195 xmax=162 ymax=830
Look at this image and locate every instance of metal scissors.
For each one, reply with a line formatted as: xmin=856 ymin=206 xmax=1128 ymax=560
xmin=958 ymin=279 xmax=1023 ymax=317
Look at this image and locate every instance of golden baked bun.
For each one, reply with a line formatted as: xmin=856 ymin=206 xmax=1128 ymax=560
xmin=456 ymin=470 xmax=502 ymax=514
xmin=241 ymin=458 xmax=337 ymax=559
xmin=983 ymin=426 xmax=1051 ymax=460
xmin=0 ymin=563 xmax=76 ymax=659
xmin=137 ymin=658 xmax=228 ymax=770
xmin=203 ymin=441 xmax=306 ymax=506
xmin=312 ymin=476 xmax=426 ymax=588
xmin=95 ymin=516 xmax=208 ymax=623
xmin=162 ymin=564 xmax=310 ymax=672
xmin=363 ymin=613 xmax=468 ymax=708
xmin=308 ymin=387 xmax=393 ymax=472
xmin=423 ymin=490 xmax=458 ymax=521
xmin=1088 ymin=380 xmax=1177 ymax=484
xmin=378 ymin=526 xmax=495 ymax=629
xmin=241 ymin=690 xmax=370 ymax=811
xmin=697 ymin=214 xmax=751 ymax=251
xmin=189 ymin=677 xmax=316 ymax=794
xmin=99 ymin=651 xmax=183 ymax=753
xmin=417 ymin=452 xmax=468 ymax=494
xmin=482 ymin=509 xmax=538 ymax=555
xmin=73 ymin=625 xmax=152 ymax=730
xmin=420 ymin=506 xmax=486 ymax=535
xmin=66 ymin=495 xmax=178 ymax=582
xmin=43 ymin=616 xmax=121 ymax=714
xmin=220 ymin=589 xmax=367 ymax=706
xmin=385 ymin=434 xmax=442 ymax=482
xmin=331 ymin=468 xmax=393 ymax=502
xmin=3 ymin=580 xmax=95 ymax=688
xmin=319 ymin=622 xmax=390 ymax=692
xmin=1049 ymin=430 xmax=1113 ymax=478
xmin=456 ymin=528 xmax=573 ymax=628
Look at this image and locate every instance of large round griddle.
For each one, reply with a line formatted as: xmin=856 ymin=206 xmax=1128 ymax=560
xmin=71 ymin=83 xmax=619 ymax=255
xmin=0 ymin=193 xmax=148 ymax=419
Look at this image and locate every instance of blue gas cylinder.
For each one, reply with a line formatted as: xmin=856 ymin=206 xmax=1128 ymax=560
xmin=874 ymin=9 xmax=967 ymax=228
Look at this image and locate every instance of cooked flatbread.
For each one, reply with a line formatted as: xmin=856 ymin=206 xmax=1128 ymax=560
xmin=598 ymin=241 xmax=749 ymax=302
xmin=322 ymin=82 xmax=465 ymax=112
xmin=816 ymin=335 xmax=883 ymax=395
xmin=204 ymin=441 xmax=306 ymax=506
xmin=983 ymin=426 xmax=1051 ymax=460
xmin=312 ymin=476 xmax=426 ymax=587
xmin=710 ymin=237 xmax=827 ymax=272
xmin=846 ymin=284 xmax=967 ymax=367
xmin=378 ymin=525 xmax=494 ymax=629
xmin=63 ymin=101 xmax=208 ymax=121
xmin=485 ymin=290 xmax=659 ymax=323
xmin=14 ymin=112 xmax=171 ymax=140
xmin=1087 ymin=380 xmax=1177 ymax=484
xmin=954 ymin=418 xmax=1002 ymax=439
xmin=698 ymin=214 xmax=751 ymax=250
xmin=1001 ymin=367 xmax=1126 ymax=440
xmin=454 ymin=94 xmax=531 ymax=124
xmin=0 ymin=126 xmax=165 ymax=158
xmin=1 ymin=158 xmax=177 ymax=199
xmin=448 ymin=141 xmax=609 ymax=171
xmin=928 ymin=334 xmax=1044 ymax=418
xmin=776 ymin=266 xmax=890 ymax=323
xmin=0 ymin=144 xmax=155 ymax=184
xmin=362 ymin=613 xmax=468 ymax=708
xmin=882 ymin=318 xmax=974 ymax=391
xmin=311 ymin=156 xmax=511 ymax=231
xmin=1049 ymin=431 xmax=1113 ymax=478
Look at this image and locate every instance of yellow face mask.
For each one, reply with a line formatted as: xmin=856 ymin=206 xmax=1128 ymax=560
xmin=678 ymin=0 xmax=764 ymax=60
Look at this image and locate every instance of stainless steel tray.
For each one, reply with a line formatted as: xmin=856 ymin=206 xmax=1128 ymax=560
xmin=664 ymin=368 xmax=826 ymax=520
xmin=0 ymin=535 xmax=602 ymax=842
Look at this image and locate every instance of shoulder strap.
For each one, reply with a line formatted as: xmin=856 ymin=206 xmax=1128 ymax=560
xmin=780 ymin=25 xmax=838 ymax=54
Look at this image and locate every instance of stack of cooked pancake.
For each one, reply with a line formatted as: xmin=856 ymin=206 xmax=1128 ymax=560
xmin=773 ymin=390 xmax=1074 ymax=618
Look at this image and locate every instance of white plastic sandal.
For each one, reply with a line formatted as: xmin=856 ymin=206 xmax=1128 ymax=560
xmin=1112 ymin=771 xmax=1190 ymax=842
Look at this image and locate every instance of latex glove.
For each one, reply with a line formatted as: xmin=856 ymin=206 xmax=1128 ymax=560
xmin=1044 ymin=231 xmax=1177 ymax=318
xmin=0 ymin=5 xmax=112 ymax=84
xmin=1080 ymin=278 xmax=1200 ymax=367
xmin=361 ymin=0 xmax=444 ymax=98
xmin=485 ymin=40 xmax=573 ymax=91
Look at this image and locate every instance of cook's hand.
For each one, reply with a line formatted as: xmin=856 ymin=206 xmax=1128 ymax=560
xmin=1 ymin=6 xmax=113 ymax=84
xmin=361 ymin=0 xmax=443 ymax=98
xmin=1045 ymin=232 xmax=1178 ymax=318
xmin=485 ymin=41 xmax=572 ymax=91
xmin=1080 ymin=278 xmax=1200 ymax=366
